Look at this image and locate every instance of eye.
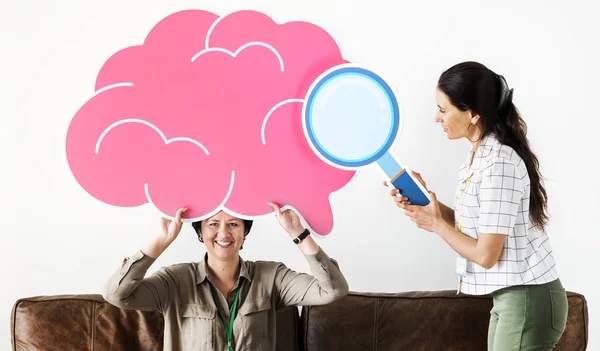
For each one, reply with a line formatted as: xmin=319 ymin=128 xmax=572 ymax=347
xmin=209 ymin=223 xmax=218 ymax=227
xmin=229 ymin=223 xmax=239 ymax=227
xmin=439 ymin=108 xmax=446 ymax=113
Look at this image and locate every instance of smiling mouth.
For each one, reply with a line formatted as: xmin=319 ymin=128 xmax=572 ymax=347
xmin=215 ymin=240 xmax=233 ymax=248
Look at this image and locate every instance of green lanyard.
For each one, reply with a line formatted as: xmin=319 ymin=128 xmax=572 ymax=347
xmin=218 ymin=289 xmax=240 ymax=351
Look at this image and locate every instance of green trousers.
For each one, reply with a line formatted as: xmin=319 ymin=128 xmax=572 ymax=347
xmin=488 ymin=278 xmax=568 ymax=350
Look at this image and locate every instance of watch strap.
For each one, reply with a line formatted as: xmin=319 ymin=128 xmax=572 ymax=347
xmin=293 ymin=229 xmax=310 ymax=244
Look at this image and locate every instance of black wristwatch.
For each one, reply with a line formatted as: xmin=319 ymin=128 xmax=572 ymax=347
xmin=293 ymin=229 xmax=310 ymax=244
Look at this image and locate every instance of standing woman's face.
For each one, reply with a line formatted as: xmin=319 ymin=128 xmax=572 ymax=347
xmin=434 ymin=87 xmax=475 ymax=140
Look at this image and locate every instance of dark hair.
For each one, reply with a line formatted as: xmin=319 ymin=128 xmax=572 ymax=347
xmin=437 ymin=61 xmax=549 ymax=231
xmin=191 ymin=219 xmax=253 ymax=243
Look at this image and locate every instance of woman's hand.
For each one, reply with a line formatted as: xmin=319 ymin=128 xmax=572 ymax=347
xmin=142 ymin=207 xmax=188 ymax=259
xmin=159 ymin=207 xmax=188 ymax=244
xmin=268 ymin=202 xmax=319 ymax=255
xmin=385 ymin=170 xmax=428 ymax=207
xmin=399 ymin=192 xmax=444 ymax=233
xmin=268 ymin=202 xmax=305 ymax=237
xmin=385 ymin=171 xmax=443 ymax=233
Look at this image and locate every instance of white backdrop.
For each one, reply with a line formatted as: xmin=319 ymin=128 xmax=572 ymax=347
xmin=2 ymin=0 xmax=598 ymax=349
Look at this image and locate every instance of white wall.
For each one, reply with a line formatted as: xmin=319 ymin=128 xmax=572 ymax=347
xmin=2 ymin=0 xmax=598 ymax=349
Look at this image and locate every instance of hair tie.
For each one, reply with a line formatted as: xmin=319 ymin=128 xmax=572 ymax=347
xmin=497 ymin=75 xmax=514 ymax=111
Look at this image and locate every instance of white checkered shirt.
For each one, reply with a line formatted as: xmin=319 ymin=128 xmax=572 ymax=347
xmin=454 ymin=134 xmax=559 ymax=295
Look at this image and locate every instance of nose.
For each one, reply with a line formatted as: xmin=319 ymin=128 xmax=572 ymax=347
xmin=434 ymin=113 xmax=443 ymax=123
xmin=220 ymin=223 xmax=230 ymax=232
xmin=213 ymin=223 xmax=229 ymax=236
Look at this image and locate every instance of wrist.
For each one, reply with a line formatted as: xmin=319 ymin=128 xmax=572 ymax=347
xmin=292 ymin=228 xmax=311 ymax=245
xmin=156 ymin=234 xmax=175 ymax=247
xmin=146 ymin=235 xmax=173 ymax=255
xmin=287 ymin=226 xmax=306 ymax=238
xmin=294 ymin=231 xmax=319 ymax=255
xmin=433 ymin=217 xmax=448 ymax=235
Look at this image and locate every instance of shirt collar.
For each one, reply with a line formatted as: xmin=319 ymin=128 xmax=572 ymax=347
xmin=196 ymin=253 xmax=252 ymax=285
xmin=465 ymin=133 xmax=497 ymax=171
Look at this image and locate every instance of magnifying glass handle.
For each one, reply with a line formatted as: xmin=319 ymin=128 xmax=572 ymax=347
xmin=376 ymin=151 xmax=431 ymax=206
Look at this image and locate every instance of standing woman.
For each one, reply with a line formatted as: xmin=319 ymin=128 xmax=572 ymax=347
xmin=391 ymin=61 xmax=568 ymax=350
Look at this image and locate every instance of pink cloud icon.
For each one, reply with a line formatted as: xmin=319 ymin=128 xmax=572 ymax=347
xmin=65 ymin=9 xmax=356 ymax=235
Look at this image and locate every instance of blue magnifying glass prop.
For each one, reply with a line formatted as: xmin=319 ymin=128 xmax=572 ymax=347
xmin=303 ymin=64 xmax=430 ymax=206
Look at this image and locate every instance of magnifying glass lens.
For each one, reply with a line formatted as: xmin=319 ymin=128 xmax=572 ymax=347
xmin=304 ymin=67 xmax=399 ymax=167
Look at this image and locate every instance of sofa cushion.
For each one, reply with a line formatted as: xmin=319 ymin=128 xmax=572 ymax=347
xmin=11 ymin=294 xmax=301 ymax=351
xmin=301 ymin=290 xmax=588 ymax=351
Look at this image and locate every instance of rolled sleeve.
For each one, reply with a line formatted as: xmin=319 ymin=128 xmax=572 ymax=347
xmin=478 ymin=158 xmax=524 ymax=235
xmin=275 ymin=247 xmax=349 ymax=307
xmin=102 ymin=250 xmax=172 ymax=312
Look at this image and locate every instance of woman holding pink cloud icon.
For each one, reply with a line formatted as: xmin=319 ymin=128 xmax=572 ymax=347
xmin=102 ymin=203 xmax=348 ymax=351
xmin=389 ymin=61 xmax=567 ymax=350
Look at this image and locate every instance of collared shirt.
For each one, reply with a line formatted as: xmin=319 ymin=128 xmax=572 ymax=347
xmin=102 ymin=247 xmax=348 ymax=351
xmin=454 ymin=133 xmax=559 ymax=295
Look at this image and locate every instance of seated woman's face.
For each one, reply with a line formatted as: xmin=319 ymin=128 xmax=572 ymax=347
xmin=200 ymin=211 xmax=246 ymax=260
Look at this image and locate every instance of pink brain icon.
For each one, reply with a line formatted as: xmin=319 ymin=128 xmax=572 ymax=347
xmin=65 ymin=9 xmax=356 ymax=235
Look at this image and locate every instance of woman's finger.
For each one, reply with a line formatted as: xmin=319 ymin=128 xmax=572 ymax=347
xmin=267 ymin=202 xmax=282 ymax=216
xmin=404 ymin=204 xmax=423 ymax=212
xmin=174 ymin=207 xmax=187 ymax=223
xmin=412 ymin=171 xmax=422 ymax=181
xmin=411 ymin=171 xmax=427 ymax=187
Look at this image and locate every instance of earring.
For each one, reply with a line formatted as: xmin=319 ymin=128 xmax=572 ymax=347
xmin=467 ymin=122 xmax=482 ymax=143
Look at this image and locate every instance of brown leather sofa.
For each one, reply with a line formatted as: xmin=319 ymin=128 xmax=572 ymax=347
xmin=11 ymin=290 xmax=588 ymax=350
